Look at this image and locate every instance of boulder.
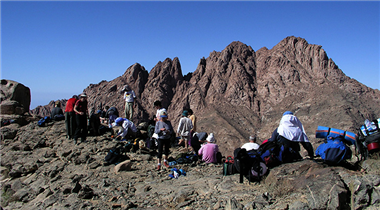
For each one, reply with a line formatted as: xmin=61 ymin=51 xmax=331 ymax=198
xmin=0 ymin=79 xmax=30 ymax=114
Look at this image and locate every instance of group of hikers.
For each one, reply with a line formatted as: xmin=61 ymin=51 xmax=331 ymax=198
xmin=48 ymin=84 xmax=378 ymax=175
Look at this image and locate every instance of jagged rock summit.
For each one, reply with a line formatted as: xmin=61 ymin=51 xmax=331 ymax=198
xmin=31 ymin=36 xmax=380 ymax=155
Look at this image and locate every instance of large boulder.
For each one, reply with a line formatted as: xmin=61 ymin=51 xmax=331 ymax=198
xmin=0 ymin=79 xmax=31 ymax=114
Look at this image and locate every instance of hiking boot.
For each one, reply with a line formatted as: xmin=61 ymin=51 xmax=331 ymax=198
xmin=157 ymin=165 xmax=161 ymax=171
xmin=163 ymin=161 xmax=170 ymax=168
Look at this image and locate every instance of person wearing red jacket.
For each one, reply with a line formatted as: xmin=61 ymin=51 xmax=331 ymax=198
xmin=65 ymin=95 xmax=78 ymax=139
xmin=73 ymin=93 xmax=88 ymax=144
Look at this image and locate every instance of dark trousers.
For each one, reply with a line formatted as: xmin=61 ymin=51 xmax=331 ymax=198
xmin=65 ymin=112 xmax=76 ymax=138
xmin=157 ymin=138 xmax=170 ymax=159
xmin=74 ymin=114 xmax=87 ymax=141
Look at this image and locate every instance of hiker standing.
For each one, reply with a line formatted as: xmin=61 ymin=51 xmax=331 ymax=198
xmin=122 ymin=85 xmax=136 ymax=121
xmin=111 ymin=117 xmax=138 ymax=140
xmin=241 ymin=135 xmax=260 ymax=151
xmin=155 ymin=110 xmax=173 ymax=170
xmin=198 ymin=133 xmax=220 ymax=164
xmin=73 ymin=93 xmax=88 ymax=144
xmin=268 ymin=111 xmax=314 ymax=159
xmin=89 ymin=110 xmax=102 ymax=136
xmin=65 ymin=95 xmax=78 ymax=139
xmin=177 ymin=110 xmax=193 ymax=150
xmin=154 ymin=100 xmax=167 ymax=122
xmin=188 ymin=109 xmax=196 ymax=147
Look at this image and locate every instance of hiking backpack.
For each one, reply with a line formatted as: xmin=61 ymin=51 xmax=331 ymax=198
xmin=315 ymin=136 xmax=352 ymax=165
xmin=104 ymin=144 xmax=128 ymax=164
xmin=53 ymin=114 xmax=65 ymax=121
xmin=257 ymin=139 xmax=301 ymax=168
xmin=38 ymin=116 xmax=51 ymax=127
xmin=223 ymin=156 xmax=237 ymax=176
xmin=234 ymin=148 xmax=267 ymax=182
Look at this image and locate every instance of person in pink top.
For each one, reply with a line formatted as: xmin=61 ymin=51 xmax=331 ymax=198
xmin=198 ymin=133 xmax=219 ymax=163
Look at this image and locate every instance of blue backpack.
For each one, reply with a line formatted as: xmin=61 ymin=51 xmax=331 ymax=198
xmin=38 ymin=116 xmax=51 ymax=127
xmin=315 ymin=134 xmax=352 ymax=165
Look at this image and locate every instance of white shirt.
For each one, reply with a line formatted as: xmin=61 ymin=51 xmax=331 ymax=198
xmin=241 ymin=142 xmax=260 ymax=151
xmin=124 ymin=90 xmax=136 ymax=103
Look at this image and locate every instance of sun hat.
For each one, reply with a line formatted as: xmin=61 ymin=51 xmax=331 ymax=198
xmin=80 ymin=93 xmax=87 ymax=98
xmin=206 ymin=133 xmax=215 ymax=143
xmin=182 ymin=110 xmax=189 ymax=117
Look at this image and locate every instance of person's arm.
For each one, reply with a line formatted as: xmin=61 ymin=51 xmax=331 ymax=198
xmin=301 ymin=142 xmax=314 ymax=159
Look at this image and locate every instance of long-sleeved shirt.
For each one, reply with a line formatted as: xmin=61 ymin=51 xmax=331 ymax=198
xmin=65 ymin=98 xmax=77 ymax=112
xmin=117 ymin=119 xmax=138 ymax=138
xmin=198 ymin=143 xmax=219 ymax=163
xmin=124 ymin=90 xmax=136 ymax=103
xmin=155 ymin=120 xmax=173 ymax=140
xmin=177 ymin=117 xmax=193 ymax=136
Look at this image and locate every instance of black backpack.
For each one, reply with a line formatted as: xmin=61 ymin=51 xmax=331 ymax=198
xmin=104 ymin=144 xmax=127 ymax=164
xmin=234 ymin=148 xmax=267 ymax=182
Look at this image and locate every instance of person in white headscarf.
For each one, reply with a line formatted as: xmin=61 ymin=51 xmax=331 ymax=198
xmin=198 ymin=133 xmax=220 ymax=163
xmin=269 ymin=111 xmax=314 ymax=159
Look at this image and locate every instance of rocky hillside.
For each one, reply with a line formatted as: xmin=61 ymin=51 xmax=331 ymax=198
xmin=1 ymin=120 xmax=379 ymax=209
xmin=31 ymin=36 xmax=380 ymax=156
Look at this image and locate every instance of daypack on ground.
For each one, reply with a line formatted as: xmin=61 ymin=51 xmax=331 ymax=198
xmin=38 ymin=116 xmax=51 ymax=127
xmin=104 ymin=143 xmax=129 ymax=164
xmin=223 ymin=156 xmax=237 ymax=176
xmin=315 ymin=137 xmax=352 ymax=165
xmin=176 ymin=152 xmax=198 ymax=164
xmin=234 ymin=148 xmax=267 ymax=182
xmin=315 ymin=126 xmax=354 ymax=165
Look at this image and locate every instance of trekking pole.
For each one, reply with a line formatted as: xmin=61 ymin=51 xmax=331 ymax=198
xmin=239 ymin=160 xmax=243 ymax=183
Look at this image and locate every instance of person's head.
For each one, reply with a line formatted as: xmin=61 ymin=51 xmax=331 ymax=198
xmin=206 ymin=133 xmax=215 ymax=143
xmin=124 ymin=85 xmax=131 ymax=91
xmin=80 ymin=93 xmax=87 ymax=101
xmin=160 ymin=110 xmax=168 ymax=121
xmin=105 ymin=105 xmax=110 ymax=111
xmin=249 ymin=135 xmax=257 ymax=143
xmin=96 ymin=110 xmax=102 ymax=115
xmin=55 ymin=101 xmax=61 ymax=107
xmin=182 ymin=110 xmax=189 ymax=117
xmin=114 ymin=117 xmax=124 ymax=126
xmin=187 ymin=109 xmax=193 ymax=115
xmin=283 ymin=111 xmax=293 ymax=116
xmin=154 ymin=100 xmax=162 ymax=109
xmin=72 ymin=95 xmax=78 ymax=100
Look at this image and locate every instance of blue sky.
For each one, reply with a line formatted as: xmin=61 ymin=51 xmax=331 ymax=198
xmin=1 ymin=1 xmax=379 ymax=109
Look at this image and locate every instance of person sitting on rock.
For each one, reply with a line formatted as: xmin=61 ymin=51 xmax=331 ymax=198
xmin=268 ymin=111 xmax=314 ymax=160
xmin=177 ymin=110 xmax=193 ymax=151
xmin=155 ymin=110 xmax=174 ymax=170
xmin=241 ymin=135 xmax=260 ymax=151
xmin=198 ymin=133 xmax=221 ymax=164
xmin=111 ymin=117 xmax=138 ymax=140
xmin=51 ymin=101 xmax=64 ymax=120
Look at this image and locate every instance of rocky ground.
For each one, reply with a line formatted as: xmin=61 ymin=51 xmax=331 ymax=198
xmin=1 ymin=120 xmax=380 ymax=210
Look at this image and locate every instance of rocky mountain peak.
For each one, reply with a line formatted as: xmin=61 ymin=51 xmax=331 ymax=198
xmin=30 ymin=36 xmax=380 ymax=155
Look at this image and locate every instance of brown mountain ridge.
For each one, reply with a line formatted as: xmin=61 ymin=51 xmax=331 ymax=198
xmin=31 ymin=36 xmax=380 ymax=155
